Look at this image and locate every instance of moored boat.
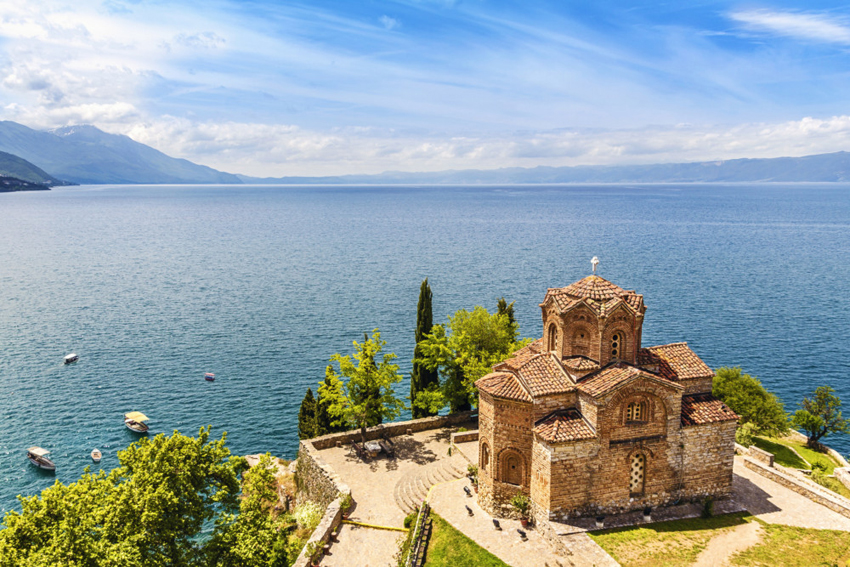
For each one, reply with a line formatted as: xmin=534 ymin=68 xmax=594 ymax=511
xmin=124 ymin=411 xmax=150 ymax=433
xmin=204 ymin=372 xmax=215 ymax=382
xmin=27 ymin=447 xmax=56 ymax=471
xmin=64 ymin=353 xmax=78 ymax=364
xmin=91 ymin=448 xmax=102 ymax=462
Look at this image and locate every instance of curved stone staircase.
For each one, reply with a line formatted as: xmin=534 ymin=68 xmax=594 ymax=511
xmin=393 ymin=453 xmax=469 ymax=514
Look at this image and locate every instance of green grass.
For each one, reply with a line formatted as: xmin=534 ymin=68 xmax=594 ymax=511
xmin=588 ymin=512 xmax=752 ymax=567
xmin=751 ymin=436 xmax=850 ymax=498
xmin=752 ymin=437 xmax=809 ymax=469
xmin=730 ymin=520 xmax=850 ymax=566
xmin=422 ymin=513 xmax=509 ymax=567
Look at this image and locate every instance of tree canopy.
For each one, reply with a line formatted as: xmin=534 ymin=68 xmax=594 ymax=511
xmin=414 ymin=304 xmax=529 ymax=413
xmin=0 ymin=427 xmax=249 ymax=567
xmin=318 ymin=329 xmax=405 ymax=441
xmin=712 ymin=367 xmax=789 ymax=436
xmin=791 ymin=386 xmax=850 ymax=447
xmin=298 ymin=388 xmax=317 ymax=440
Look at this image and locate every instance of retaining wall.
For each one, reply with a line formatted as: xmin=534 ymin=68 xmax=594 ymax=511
xmin=743 ymin=456 xmax=850 ymax=520
xmin=308 ymin=411 xmax=477 ymax=450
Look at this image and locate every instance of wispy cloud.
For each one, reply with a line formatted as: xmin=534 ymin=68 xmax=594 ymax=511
xmin=379 ymin=15 xmax=400 ymax=31
xmin=729 ymin=9 xmax=850 ymax=45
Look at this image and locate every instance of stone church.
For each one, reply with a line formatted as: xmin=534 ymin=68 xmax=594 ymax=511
xmin=475 ymin=264 xmax=738 ymax=522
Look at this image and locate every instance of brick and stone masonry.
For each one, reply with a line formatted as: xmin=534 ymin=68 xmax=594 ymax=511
xmin=475 ymin=265 xmax=739 ymax=522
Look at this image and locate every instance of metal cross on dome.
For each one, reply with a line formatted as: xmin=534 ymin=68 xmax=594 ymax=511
xmin=591 ymin=256 xmax=599 ymax=275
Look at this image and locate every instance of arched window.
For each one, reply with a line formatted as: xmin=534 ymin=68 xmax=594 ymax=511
xmin=548 ymin=324 xmax=558 ymax=352
xmin=629 ymin=453 xmax=646 ymax=494
xmin=611 ymin=332 xmax=623 ymax=359
xmin=503 ymin=453 xmax=523 ymax=485
xmin=481 ymin=443 xmax=490 ymax=471
xmin=626 ymin=401 xmax=646 ymax=422
xmin=573 ymin=328 xmax=589 ymax=356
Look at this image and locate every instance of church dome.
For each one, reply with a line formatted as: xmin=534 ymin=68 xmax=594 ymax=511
xmin=558 ymin=275 xmax=627 ymax=301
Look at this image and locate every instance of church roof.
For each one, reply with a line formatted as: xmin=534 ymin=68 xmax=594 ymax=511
xmin=562 ymin=356 xmax=600 ymax=372
xmin=534 ymin=409 xmax=596 ymax=442
xmin=681 ymin=393 xmax=738 ymax=426
xmin=514 ymin=354 xmax=574 ymax=397
xmin=541 ymin=275 xmax=644 ymax=317
xmin=639 ymin=343 xmax=714 ymax=381
xmin=577 ymin=362 xmax=682 ymax=398
xmin=476 ymin=372 xmax=532 ymax=403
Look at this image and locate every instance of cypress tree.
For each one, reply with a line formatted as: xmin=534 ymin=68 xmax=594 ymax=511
xmin=497 ymin=297 xmax=518 ymax=341
xmin=297 ymin=388 xmax=317 ymax=440
xmin=411 ymin=278 xmax=439 ymax=418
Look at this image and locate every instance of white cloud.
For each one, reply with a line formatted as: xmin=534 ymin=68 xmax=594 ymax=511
xmin=729 ymin=10 xmax=850 ymax=45
xmin=173 ymin=31 xmax=226 ymax=49
xmin=104 ymin=115 xmax=850 ymax=177
xmin=379 ymin=15 xmax=400 ymax=31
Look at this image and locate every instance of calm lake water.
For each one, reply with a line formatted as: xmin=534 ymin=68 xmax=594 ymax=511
xmin=1 ymin=183 xmax=849 ymax=512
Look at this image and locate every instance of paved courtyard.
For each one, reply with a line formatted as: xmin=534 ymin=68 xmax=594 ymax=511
xmin=316 ymin=432 xmax=850 ymax=567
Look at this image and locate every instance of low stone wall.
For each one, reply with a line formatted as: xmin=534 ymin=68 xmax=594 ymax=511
xmin=451 ymin=430 xmax=479 ymax=445
xmin=834 ymin=467 xmax=850 ymax=491
xmin=292 ymin=497 xmax=344 ymax=567
xmin=308 ymin=410 xmax=477 ymax=450
xmin=743 ymin=456 xmax=850 ymax=519
xmin=747 ymin=445 xmax=774 ymax=467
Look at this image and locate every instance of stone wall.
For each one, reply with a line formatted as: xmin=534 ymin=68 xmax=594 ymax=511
xmin=679 ymin=420 xmax=736 ymax=500
xmin=746 ymin=445 xmax=774 ymax=467
xmin=743 ymin=456 xmax=850 ymax=520
xmin=308 ymin=410 xmax=477 ymax=450
xmin=296 ymin=440 xmax=351 ymax=508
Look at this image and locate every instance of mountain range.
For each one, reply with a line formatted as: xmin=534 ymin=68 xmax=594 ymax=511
xmin=2 ymin=120 xmax=850 ymax=185
xmin=0 ymin=121 xmax=240 ymax=185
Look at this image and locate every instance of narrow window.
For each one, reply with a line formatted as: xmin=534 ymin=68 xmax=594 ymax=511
xmin=482 ymin=443 xmax=490 ymax=471
xmin=629 ymin=453 xmax=646 ymax=494
xmin=548 ymin=324 xmax=558 ymax=352
xmin=611 ymin=332 xmax=622 ymax=359
xmin=626 ymin=401 xmax=645 ymax=422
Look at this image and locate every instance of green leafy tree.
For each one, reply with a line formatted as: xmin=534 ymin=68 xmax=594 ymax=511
xmin=712 ymin=367 xmax=789 ymax=436
xmin=411 ymin=279 xmax=439 ymax=418
xmin=415 ymin=305 xmax=530 ymax=413
xmin=298 ymin=388 xmax=318 ymax=440
xmin=0 ymin=427 xmax=247 ymax=567
xmin=792 ymin=386 xmax=850 ymax=447
xmin=206 ymin=454 xmax=291 ymax=567
xmin=319 ymin=329 xmax=405 ymax=442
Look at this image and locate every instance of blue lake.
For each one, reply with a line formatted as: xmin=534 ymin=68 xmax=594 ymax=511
xmin=1 ymin=183 xmax=849 ymax=513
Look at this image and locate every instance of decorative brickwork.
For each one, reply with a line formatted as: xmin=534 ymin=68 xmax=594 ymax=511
xmin=476 ymin=271 xmax=738 ymax=521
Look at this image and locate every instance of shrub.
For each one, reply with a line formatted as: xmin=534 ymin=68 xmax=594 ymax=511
xmin=701 ymin=496 xmax=714 ymax=518
xmin=457 ymin=427 xmax=468 ymax=432
xmin=403 ymin=507 xmax=419 ymax=529
xmin=292 ymin=501 xmax=323 ymax=531
xmin=511 ymin=493 xmax=530 ymax=518
xmin=736 ymin=422 xmax=757 ymax=447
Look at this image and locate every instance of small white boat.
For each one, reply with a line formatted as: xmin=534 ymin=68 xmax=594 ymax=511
xmin=124 ymin=411 xmax=150 ymax=433
xmin=27 ymin=446 xmax=56 ymax=471
xmin=64 ymin=353 xmax=78 ymax=364
xmin=91 ymin=448 xmax=102 ymax=462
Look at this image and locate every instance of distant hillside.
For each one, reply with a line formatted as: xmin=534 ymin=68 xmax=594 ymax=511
xmin=239 ymin=151 xmax=850 ymax=184
xmin=0 ymin=150 xmax=68 ymax=186
xmin=0 ymin=175 xmax=51 ymax=193
xmin=0 ymin=122 xmax=242 ymax=185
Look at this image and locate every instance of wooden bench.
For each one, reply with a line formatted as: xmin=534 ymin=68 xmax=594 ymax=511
xmin=378 ymin=438 xmax=395 ymax=459
xmin=351 ymin=442 xmax=371 ymax=462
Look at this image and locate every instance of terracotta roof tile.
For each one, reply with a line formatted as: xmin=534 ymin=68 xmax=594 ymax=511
xmin=639 ymin=343 xmax=714 ymax=381
xmin=577 ymin=363 xmax=681 ymax=397
xmin=577 ymin=365 xmax=644 ymax=397
xmin=681 ymin=393 xmax=738 ymax=426
xmin=515 ymin=354 xmax=574 ymax=397
xmin=562 ymin=356 xmax=600 ymax=372
xmin=534 ymin=409 xmax=596 ymax=442
xmin=542 ymin=275 xmax=644 ymax=317
xmin=476 ymin=372 xmax=532 ymax=403
xmin=497 ymin=339 xmax=545 ymax=372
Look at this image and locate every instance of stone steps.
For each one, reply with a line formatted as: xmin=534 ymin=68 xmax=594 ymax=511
xmin=393 ymin=454 xmax=468 ymax=514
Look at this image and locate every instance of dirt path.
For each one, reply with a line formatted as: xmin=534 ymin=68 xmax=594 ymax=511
xmin=692 ymin=521 xmax=762 ymax=567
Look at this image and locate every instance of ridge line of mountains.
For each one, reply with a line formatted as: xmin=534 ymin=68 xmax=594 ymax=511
xmin=3 ymin=119 xmax=850 ymax=189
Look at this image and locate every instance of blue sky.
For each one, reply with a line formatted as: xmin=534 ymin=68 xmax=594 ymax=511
xmin=3 ymin=0 xmax=850 ymax=175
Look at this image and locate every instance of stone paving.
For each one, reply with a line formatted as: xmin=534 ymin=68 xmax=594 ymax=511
xmin=316 ymin=433 xmax=850 ymax=567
